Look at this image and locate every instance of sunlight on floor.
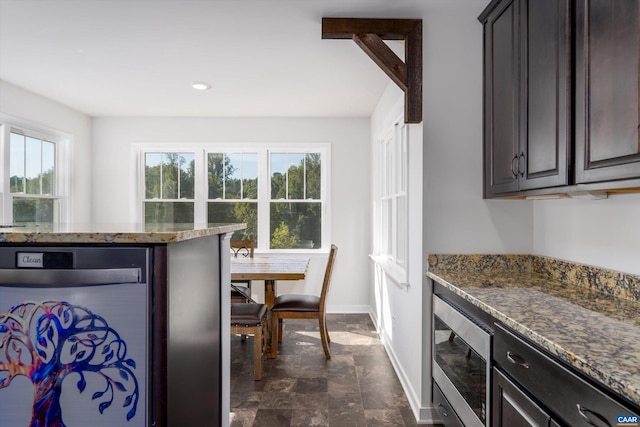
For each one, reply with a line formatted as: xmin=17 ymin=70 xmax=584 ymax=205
xmin=293 ymin=330 xmax=380 ymax=346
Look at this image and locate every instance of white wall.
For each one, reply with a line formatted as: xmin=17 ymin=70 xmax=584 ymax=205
xmin=370 ymin=81 xmax=427 ymax=421
xmin=91 ymin=116 xmax=371 ymax=311
xmin=0 ymin=80 xmax=92 ymax=222
xmin=422 ymin=10 xmax=533 ymax=256
xmin=419 ymin=4 xmax=535 ymax=421
xmin=534 ymin=194 xmax=640 ymax=275
xmin=368 ymin=4 xmax=535 ymax=423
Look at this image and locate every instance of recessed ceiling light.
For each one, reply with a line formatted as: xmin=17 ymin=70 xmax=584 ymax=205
xmin=192 ymin=81 xmax=211 ymax=91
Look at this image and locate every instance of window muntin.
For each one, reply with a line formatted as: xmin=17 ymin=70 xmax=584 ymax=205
xmin=377 ymin=121 xmax=407 ymax=268
xmin=143 ymin=152 xmax=195 ymax=225
xmin=138 ymin=145 xmax=328 ymax=252
xmin=9 ymin=131 xmax=58 ymax=225
xmin=269 ymin=153 xmax=322 ymax=249
xmin=207 ymin=152 xmax=258 ymax=241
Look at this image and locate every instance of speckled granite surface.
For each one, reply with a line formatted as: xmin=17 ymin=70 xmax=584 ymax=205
xmin=0 ymin=223 xmax=246 ymax=244
xmin=427 ymin=254 xmax=640 ymax=408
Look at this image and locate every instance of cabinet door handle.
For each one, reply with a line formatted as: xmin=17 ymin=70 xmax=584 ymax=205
xmin=511 ymin=155 xmax=518 ymax=177
xmin=506 ymin=351 xmax=529 ymax=368
xmin=518 ymin=153 xmax=525 ymax=177
xmin=576 ymin=404 xmax=611 ymax=427
xmin=437 ymin=403 xmax=448 ymax=418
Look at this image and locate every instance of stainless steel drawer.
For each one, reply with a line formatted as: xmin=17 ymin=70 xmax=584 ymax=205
xmin=494 ymin=322 xmax=639 ymax=427
xmin=433 ymin=382 xmax=464 ymax=427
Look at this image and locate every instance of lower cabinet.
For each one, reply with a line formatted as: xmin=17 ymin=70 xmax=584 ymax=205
xmin=493 ymin=368 xmax=561 ymax=427
xmin=493 ymin=322 xmax=640 ymax=427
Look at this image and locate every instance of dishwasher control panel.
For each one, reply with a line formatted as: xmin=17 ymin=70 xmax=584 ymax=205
xmin=16 ymin=251 xmax=73 ymax=268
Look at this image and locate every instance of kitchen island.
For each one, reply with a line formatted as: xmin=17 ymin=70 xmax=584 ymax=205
xmin=0 ymin=223 xmax=245 ymax=427
xmin=427 ymin=254 xmax=640 ymax=426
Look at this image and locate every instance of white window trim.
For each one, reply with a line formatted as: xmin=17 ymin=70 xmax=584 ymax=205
xmin=371 ymin=110 xmax=409 ymax=287
xmin=133 ymin=142 xmax=331 ymax=253
xmin=0 ymin=117 xmax=72 ymax=225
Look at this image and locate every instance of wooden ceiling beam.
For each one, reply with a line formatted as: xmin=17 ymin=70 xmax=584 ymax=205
xmin=353 ymin=33 xmax=407 ymax=92
xmin=322 ymin=18 xmax=422 ymax=123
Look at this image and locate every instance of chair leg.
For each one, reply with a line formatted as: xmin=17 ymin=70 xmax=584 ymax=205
xmin=270 ymin=313 xmax=279 ymax=359
xmin=253 ymin=325 xmax=263 ymax=380
xmin=319 ymin=313 xmax=331 ymax=359
xmin=278 ymin=318 xmax=283 ymax=343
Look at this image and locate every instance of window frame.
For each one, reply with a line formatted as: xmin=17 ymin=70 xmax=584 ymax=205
xmin=141 ymin=150 xmax=197 ymax=226
xmin=0 ymin=121 xmax=70 ymax=225
xmin=136 ymin=142 xmax=331 ymax=253
xmin=373 ymin=117 xmax=409 ymax=276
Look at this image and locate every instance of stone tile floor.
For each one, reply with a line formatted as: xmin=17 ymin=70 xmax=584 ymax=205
xmin=230 ymin=313 xmax=436 ymax=426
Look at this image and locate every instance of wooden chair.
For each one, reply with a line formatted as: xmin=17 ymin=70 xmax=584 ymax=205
xmin=230 ymin=239 xmax=255 ymax=303
xmin=230 ymin=284 xmax=267 ymax=380
xmin=270 ymin=244 xmax=337 ymax=359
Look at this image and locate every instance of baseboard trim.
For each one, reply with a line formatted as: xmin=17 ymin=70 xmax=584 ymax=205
xmin=326 ymin=305 xmax=370 ymax=314
xmin=367 ymin=308 xmax=440 ymax=425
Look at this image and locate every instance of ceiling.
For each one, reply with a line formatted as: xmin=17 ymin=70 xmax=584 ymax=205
xmin=0 ymin=0 xmax=487 ymax=118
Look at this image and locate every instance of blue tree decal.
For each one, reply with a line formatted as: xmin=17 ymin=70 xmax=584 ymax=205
xmin=0 ymin=301 xmax=139 ymax=427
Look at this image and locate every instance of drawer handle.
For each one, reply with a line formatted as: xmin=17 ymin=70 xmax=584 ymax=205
xmin=437 ymin=403 xmax=449 ymax=417
xmin=506 ymin=351 xmax=529 ymax=368
xmin=576 ymin=404 xmax=611 ymax=427
xmin=511 ymin=155 xmax=518 ymax=177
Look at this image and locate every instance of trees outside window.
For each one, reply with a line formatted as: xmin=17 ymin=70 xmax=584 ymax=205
xmin=139 ymin=144 xmax=329 ymax=251
xmin=269 ymin=153 xmax=322 ymax=249
xmin=7 ymin=130 xmax=58 ymax=225
xmin=207 ymin=152 xmax=258 ymax=242
xmin=143 ymin=152 xmax=195 ymax=228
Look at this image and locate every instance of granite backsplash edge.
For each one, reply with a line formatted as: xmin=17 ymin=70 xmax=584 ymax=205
xmin=427 ymin=254 xmax=640 ymax=303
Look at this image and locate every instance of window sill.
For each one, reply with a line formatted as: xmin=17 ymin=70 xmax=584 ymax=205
xmin=369 ymin=254 xmax=409 ymax=290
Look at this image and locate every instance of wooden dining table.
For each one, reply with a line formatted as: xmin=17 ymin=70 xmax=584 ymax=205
xmin=230 ymin=257 xmax=309 ymax=358
xmin=230 ymin=256 xmax=310 ymax=308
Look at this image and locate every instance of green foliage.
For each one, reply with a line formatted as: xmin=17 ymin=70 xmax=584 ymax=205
xmin=144 ymin=202 xmax=194 ymax=225
xmin=145 ymin=153 xmax=194 ymax=200
xmin=270 ymin=153 xmax=321 ymax=200
xmin=268 ymin=153 xmax=322 ymax=248
xmin=270 ymin=221 xmax=298 ymax=249
xmin=10 ymin=168 xmax=54 ymax=195
xmin=13 ymin=198 xmax=55 ymax=224
xmin=208 ymin=202 xmax=258 ymax=241
xmin=233 ymin=202 xmax=257 ymax=239
xmin=145 ymin=151 xmax=322 ymax=249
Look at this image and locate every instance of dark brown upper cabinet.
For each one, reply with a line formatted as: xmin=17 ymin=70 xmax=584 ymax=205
xmin=480 ymin=0 xmax=640 ymax=198
xmin=574 ymin=0 xmax=640 ymax=184
xmin=480 ymin=0 xmax=571 ymax=198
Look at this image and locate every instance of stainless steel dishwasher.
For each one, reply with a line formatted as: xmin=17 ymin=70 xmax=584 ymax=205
xmin=0 ymin=246 xmax=149 ymax=427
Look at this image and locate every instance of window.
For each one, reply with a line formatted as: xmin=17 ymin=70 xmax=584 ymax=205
xmin=138 ymin=144 xmax=329 ymax=251
xmin=143 ymin=152 xmax=195 ymax=227
xmin=2 ymin=126 xmax=63 ymax=225
xmin=207 ymin=152 xmax=258 ymax=240
xmin=376 ymin=121 xmax=408 ymax=268
xmin=270 ymin=152 xmax=322 ymax=249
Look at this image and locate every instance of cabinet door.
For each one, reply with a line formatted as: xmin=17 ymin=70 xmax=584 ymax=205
xmin=575 ymin=0 xmax=640 ymax=183
xmin=483 ymin=0 xmax=520 ymax=197
xmin=519 ymin=0 xmax=571 ymax=190
xmin=493 ymin=368 xmax=552 ymax=427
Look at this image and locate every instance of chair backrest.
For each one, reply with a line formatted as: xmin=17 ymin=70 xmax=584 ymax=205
xmin=230 ymin=240 xmax=255 ymax=258
xmin=319 ymin=244 xmax=338 ymax=312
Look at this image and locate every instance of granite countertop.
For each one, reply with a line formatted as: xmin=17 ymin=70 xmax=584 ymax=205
xmin=427 ymin=254 xmax=640 ymax=408
xmin=0 ymin=223 xmax=246 ymax=244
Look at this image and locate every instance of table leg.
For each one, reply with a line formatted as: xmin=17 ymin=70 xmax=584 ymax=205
xmin=265 ymin=279 xmax=276 ymax=309
xmin=265 ymin=280 xmax=276 ymax=358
